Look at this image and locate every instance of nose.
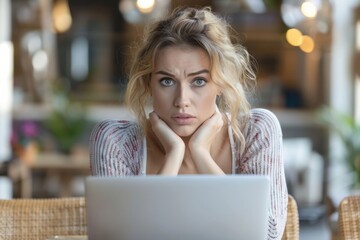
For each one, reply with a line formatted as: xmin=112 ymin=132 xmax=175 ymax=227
xmin=174 ymin=84 xmax=190 ymax=108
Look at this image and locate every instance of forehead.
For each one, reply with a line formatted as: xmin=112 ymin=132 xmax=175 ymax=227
xmin=154 ymin=45 xmax=210 ymax=69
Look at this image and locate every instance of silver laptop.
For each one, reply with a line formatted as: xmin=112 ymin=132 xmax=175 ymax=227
xmin=85 ymin=175 xmax=270 ymax=240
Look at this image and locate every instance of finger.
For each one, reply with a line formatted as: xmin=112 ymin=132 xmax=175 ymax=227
xmin=149 ymin=112 xmax=171 ymax=134
xmin=149 ymin=111 xmax=158 ymax=120
xmin=211 ymin=111 xmax=224 ymax=130
xmin=149 ymin=111 xmax=162 ymax=126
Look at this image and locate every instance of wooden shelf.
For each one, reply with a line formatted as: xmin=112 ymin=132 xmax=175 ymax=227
xmin=12 ymin=103 xmax=136 ymax=122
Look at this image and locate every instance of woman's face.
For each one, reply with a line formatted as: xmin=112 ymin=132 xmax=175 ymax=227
xmin=150 ymin=45 xmax=220 ymax=137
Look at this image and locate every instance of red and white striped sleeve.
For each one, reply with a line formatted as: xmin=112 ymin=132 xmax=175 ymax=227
xmin=238 ymin=108 xmax=288 ymax=240
xmin=89 ymin=120 xmax=144 ymax=176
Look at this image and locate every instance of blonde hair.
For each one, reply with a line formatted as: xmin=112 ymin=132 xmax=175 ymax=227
xmin=125 ymin=6 xmax=256 ymax=152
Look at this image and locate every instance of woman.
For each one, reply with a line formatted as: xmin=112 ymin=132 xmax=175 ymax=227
xmin=90 ymin=6 xmax=288 ymax=239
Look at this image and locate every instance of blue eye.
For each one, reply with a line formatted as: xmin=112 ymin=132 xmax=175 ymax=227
xmin=192 ymin=78 xmax=207 ymax=87
xmin=160 ymin=78 xmax=174 ymax=87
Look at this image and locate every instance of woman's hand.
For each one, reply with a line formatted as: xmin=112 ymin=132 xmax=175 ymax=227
xmin=149 ymin=111 xmax=185 ymax=153
xmin=188 ymin=107 xmax=225 ymax=174
xmin=149 ymin=111 xmax=185 ymax=175
xmin=189 ymin=107 xmax=224 ymax=152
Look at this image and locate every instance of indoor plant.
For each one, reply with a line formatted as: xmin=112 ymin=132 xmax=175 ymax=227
xmin=318 ymin=106 xmax=360 ymax=187
xmin=46 ymin=87 xmax=88 ymax=155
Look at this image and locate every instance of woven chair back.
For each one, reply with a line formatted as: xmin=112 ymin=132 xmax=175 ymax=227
xmin=0 ymin=197 xmax=86 ymax=240
xmin=338 ymin=195 xmax=360 ymax=240
xmin=282 ymin=195 xmax=300 ymax=240
xmin=0 ymin=195 xmax=299 ymax=239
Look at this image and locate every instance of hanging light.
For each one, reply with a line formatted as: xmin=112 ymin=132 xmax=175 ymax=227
xmin=52 ymin=0 xmax=72 ymax=33
xmin=119 ymin=0 xmax=170 ymax=25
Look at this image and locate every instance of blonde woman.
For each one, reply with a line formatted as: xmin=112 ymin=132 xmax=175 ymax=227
xmin=90 ymin=6 xmax=288 ymax=239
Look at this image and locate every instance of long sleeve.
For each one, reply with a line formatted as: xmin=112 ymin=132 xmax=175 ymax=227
xmin=238 ymin=108 xmax=288 ymax=240
xmin=89 ymin=120 xmax=144 ymax=176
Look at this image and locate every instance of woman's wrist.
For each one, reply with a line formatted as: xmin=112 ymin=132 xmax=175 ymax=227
xmin=157 ymin=146 xmax=185 ymax=175
xmin=190 ymin=148 xmax=225 ymax=175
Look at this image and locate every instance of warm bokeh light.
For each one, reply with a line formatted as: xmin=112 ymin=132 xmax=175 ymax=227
xmin=286 ymin=28 xmax=303 ymax=47
xmin=136 ymin=0 xmax=155 ymax=13
xmin=299 ymin=35 xmax=315 ymax=53
xmin=301 ymin=1 xmax=317 ymax=18
xmin=52 ymin=0 xmax=72 ymax=33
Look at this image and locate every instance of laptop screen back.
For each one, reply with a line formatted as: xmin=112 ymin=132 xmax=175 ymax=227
xmin=85 ymin=175 xmax=270 ymax=240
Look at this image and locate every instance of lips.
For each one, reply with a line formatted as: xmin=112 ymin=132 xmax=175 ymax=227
xmin=171 ymin=113 xmax=196 ymax=125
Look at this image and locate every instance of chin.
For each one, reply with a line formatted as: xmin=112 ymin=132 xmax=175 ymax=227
xmin=171 ymin=126 xmax=196 ymax=138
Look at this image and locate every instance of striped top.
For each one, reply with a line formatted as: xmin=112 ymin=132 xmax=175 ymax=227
xmin=89 ymin=108 xmax=288 ymax=239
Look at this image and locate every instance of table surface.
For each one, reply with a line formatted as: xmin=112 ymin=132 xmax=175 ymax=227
xmin=31 ymin=153 xmax=89 ymax=171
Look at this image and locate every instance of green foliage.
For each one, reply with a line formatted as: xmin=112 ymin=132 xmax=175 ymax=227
xmin=264 ymin=0 xmax=281 ymax=9
xmin=318 ymin=106 xmax=360 ymax=187
xmin=46 ymin=101 xmax=87 ymax=153
xmin=46 ymin=91 xmax=88 ymax=154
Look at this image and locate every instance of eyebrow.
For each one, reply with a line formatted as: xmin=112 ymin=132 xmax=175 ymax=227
xmin=154 ymin=69 xmax=210 ymax=77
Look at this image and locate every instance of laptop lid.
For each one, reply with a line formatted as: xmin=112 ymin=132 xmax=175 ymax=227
xmin=85 ymin=175 xmax=270 ymax=240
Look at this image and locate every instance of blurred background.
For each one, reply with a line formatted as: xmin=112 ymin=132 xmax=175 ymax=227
xmin=0 ymin=0 xmax=360 ymax=239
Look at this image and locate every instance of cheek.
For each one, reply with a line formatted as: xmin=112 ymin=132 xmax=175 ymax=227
xmin=152 ymin=91 xmax=170 ymax=113
xmin=202 ymin=93 xmax=217 ymax=107
xmin=198 ymin=94 xmax=217 ymax=117
xmin=150 ymin=81 xmax=161 ymax=108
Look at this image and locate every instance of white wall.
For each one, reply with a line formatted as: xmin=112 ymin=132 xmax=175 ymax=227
xmin=328 ymin=0 xmax=360 ymax=198
xmin=329 ymin=0 xmax=358 ymax=112
xmin=0 ymin=0 xmax=13 ymax=162
xmin=0 ymin=0 xmax=13 ymax=199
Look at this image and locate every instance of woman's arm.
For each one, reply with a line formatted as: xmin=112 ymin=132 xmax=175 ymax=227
xmin=149 ymin=112 xmax=185 ymax=175
xmin=188 ymin=109 xmax=226 ymax=175
xmin=239 ymin=109 xmax=288 ymax=240
xmin=89 ymin=120 xmax=144 ymax=176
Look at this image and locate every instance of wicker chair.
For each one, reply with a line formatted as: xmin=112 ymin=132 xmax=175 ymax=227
xmin=0 ymin=195 xmax=298 ymax=239
xmin=282 ymin=195 xmax=300 ymax=240
xmin=338 ymin=195 xmax=360 ymax=240
xmin=0 ymin=197 xmax=87 ymax=240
